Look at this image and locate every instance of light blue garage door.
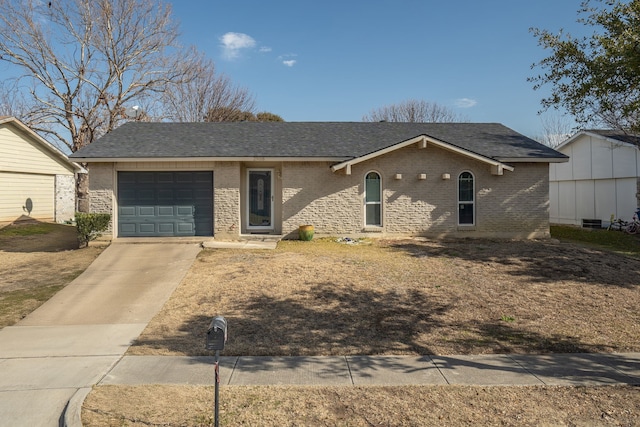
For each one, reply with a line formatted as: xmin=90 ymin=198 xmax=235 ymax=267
xmin=117 ymin=171 xmax=213 ymax=237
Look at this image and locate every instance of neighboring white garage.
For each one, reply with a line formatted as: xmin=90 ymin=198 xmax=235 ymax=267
xmin=550 ymin=130 xmax=640 ymax=227
xmin=0 ymin=116 xmax=82 ymax=224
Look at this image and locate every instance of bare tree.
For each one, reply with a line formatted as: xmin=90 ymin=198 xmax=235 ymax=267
xmin=162 ymin=56 xmax=256 ymax=122
xmin=0 ymin=0 xmax=202 ymax=210
xmin=532 ymin=114 xmax=575 ymax=148
xmin=0 ymin=81 xmax=31 ymax=119
xmin=255 ymin=112 xmax=284 ymax=122
xmin=0 ymin=0 xmax=199 ymax=153
xmin=363 ymin=99 xmax=467 ymax=123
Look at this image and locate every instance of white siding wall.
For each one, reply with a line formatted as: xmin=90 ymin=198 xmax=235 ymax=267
xmin=550 ymin=133 xmax=640 ymax=225
xmin=0 ymin=125 xmax=72 ymax=175
xmin=0 ymin=172 xmax=55 ymax=221
xmin=0 ymin=123 xmax=76 ymax=223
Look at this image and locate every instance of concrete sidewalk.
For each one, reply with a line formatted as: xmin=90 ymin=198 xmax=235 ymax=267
xmin=99 ymin=353 xmax=640 ymax=387
xmin=0 ymin=242 xmax=202 ymax=427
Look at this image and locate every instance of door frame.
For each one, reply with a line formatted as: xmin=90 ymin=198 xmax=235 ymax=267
xmin=246 ymin=168 xmax=275 ymax=232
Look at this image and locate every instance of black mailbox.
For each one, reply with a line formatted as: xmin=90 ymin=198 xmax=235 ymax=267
xmin=206 ymin=316 xmax=227 ymax=351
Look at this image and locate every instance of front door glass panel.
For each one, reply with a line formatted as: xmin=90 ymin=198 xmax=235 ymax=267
xmin=248 ymin=170 xmax=272 ymax=228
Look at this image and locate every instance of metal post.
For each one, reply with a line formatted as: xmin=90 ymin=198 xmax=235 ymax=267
xmin=214 ymin=349 xmax=220 ymax=427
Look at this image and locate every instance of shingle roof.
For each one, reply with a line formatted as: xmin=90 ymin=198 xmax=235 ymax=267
xmin=70 ymin=122 xmax=567 ymax=162
xmin=585 ymin=129 xmax=640 ymax=147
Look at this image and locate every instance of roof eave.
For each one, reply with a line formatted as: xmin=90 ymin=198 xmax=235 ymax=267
xmin=71 ymin=156 xmax=350 ymax=163
xmin=331 ymin=135 xmax=515 ymax=175
xmin=497 ymin=157 xmax=569 ymax=163
xmin=556 ymin=130 xmax=639 ymax=150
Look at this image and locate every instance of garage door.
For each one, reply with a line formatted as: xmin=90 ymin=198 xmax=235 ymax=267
xmin=117 ymin=171 xmax=213 ymax=237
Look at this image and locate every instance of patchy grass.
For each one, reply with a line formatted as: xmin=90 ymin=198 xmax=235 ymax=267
xmin=0 ymin=221 xmax=60 ymax=236
xmin=0 ymin=220 xmax=104 ymax=327
xmin=0 ymin=285 xmax=65 ymax=328
xmin=129 ymin=236 xmax=640 ymax=356
xmin=83 ymin=384 xmax=640 ymax=427
xmin=551 ymin=224 xmax=640 ymax=257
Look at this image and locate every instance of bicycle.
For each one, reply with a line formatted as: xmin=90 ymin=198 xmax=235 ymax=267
xmin=625 ymin=209 xmax=640 ymax=234
xmin=608 ymin=209 xmax=640 ymax=234
xmin=608 ymin=214 xmax=628 ymax=231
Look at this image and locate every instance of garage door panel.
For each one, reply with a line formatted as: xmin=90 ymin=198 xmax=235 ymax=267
xmin=117 ymin=171 xmax=213 ymax=237
xmin=119 ymin=187 xmax=136 ymax=197
xmin=175 ymin=172 xmax=195 ymax=183
xmin=176 ymin=206 xmax=194 ymax=216
xmin=177 ymin=223 xmax=195 ymax=233
xmin=194 ymin=172 xmax=213 ymax=182
xmin=158 ymin=223 xmax=175 ymax=233
xmin=136 ymin=189 xmax=155 ymax=201
xmin=139 ymin=223 xmax=156 ymax=233
xmin=157 ymin=172 xmax=174 ymax=184
xmin=119 ymin=223 xmax=136 ymax=234
xmin=118 ymin=172 xmax=136 ymax=184
xmin=119 ymin=206 xmax=136 ymax=217
xmin=157 ymin=206 xmax=175 ymax=216
xmin=136 ymin=173 xmax=155 ymax=184
xmin=138 ymin=206 xmax=156 ymax=216
xmin=175 ymin=189 xmax=194 ymax=201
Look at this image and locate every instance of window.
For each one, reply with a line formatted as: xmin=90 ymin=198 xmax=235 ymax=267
xmin=458 ymin=171 xmax=474 ymax=225
xmin=365 ymin=171 xmax=381 ymax=226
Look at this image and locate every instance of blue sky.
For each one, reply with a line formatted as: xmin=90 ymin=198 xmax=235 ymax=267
xmin=168 ymin=0 xmax=588 ymax=139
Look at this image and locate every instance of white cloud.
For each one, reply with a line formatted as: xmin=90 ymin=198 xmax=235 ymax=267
xmin=454 ymin=98 xmax=478 ymax=108
xmin=259 ymin=46 xmax=272 ymax=53
xmin=220 ymin=32 xmax=256 ymax=60
xmin=278 ymin=53 xmax=298 ymax=67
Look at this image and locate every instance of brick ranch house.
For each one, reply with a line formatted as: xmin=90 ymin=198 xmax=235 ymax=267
xmin=70 ymin=122 xmax=568 ymax=240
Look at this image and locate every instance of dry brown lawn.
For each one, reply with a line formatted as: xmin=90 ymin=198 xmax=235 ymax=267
xmin=83 ymin=384 xmax=640 ymax=427
xmin=0 ymin=219 xmax=104 ymax=327
xmin=129 ymin=237 xmax=640 ymax=356
xmin=87 ymin=236 xmax=640 ymax=426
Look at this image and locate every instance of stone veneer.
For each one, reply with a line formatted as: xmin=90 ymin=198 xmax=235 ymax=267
xmin=86 ymin=142 xmax=551 ymax=240
xmin=54 ymin=174 xmax=76 ymax=223
xmin=281 ymin=143 xmax=550 ymax=239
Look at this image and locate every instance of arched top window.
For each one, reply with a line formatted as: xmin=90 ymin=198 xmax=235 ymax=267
xmin=458 ymin=171 xmax=475 ymax=225
xmin=365 ymin=171 xmax=382 ymax=226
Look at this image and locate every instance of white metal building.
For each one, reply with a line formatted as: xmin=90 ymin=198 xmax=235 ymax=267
xmin=549 ymin=130 xmax=640 ymax=227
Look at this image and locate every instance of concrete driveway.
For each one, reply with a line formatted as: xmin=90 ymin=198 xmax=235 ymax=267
xmin=0 ymin=242 xmax=201 ymax=427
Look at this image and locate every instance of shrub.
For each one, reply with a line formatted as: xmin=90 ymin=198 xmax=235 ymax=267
xmin=75 ymin=212 xmax=111 ymax=248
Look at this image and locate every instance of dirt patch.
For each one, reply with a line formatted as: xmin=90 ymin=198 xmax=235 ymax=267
xmin=129 ymin=238 xmax=640 ymax=356
xmin=83 ymin=384 xmax=640 ymax=426
xmin=0 ymin=220 xmax=104 ymax=327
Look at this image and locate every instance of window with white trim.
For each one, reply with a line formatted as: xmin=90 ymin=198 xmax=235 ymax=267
xmin=458 ymin=171 xmax=474 ymax=225
xmin=365 ymin=171 xmax=382 ymax=226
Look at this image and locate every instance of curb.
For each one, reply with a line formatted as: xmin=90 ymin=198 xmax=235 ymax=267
xmin=63 ymin=387 xmax=92 ymax=427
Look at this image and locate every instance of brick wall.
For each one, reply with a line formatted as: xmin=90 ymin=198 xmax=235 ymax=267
xmin=281 ymin=144 xmax=550 ymax=239
xmin=87 ymin=163 xmax=114 ymax=235
xmin=213 ymin=162 xmax=241 ymax=239
xmin=282 ymin=162 xmax=361 ymax=237
xmin=54 ymin=174 xmax=76 ymax=223
xmin=86 ymin=145 xmax=550 ymax=240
